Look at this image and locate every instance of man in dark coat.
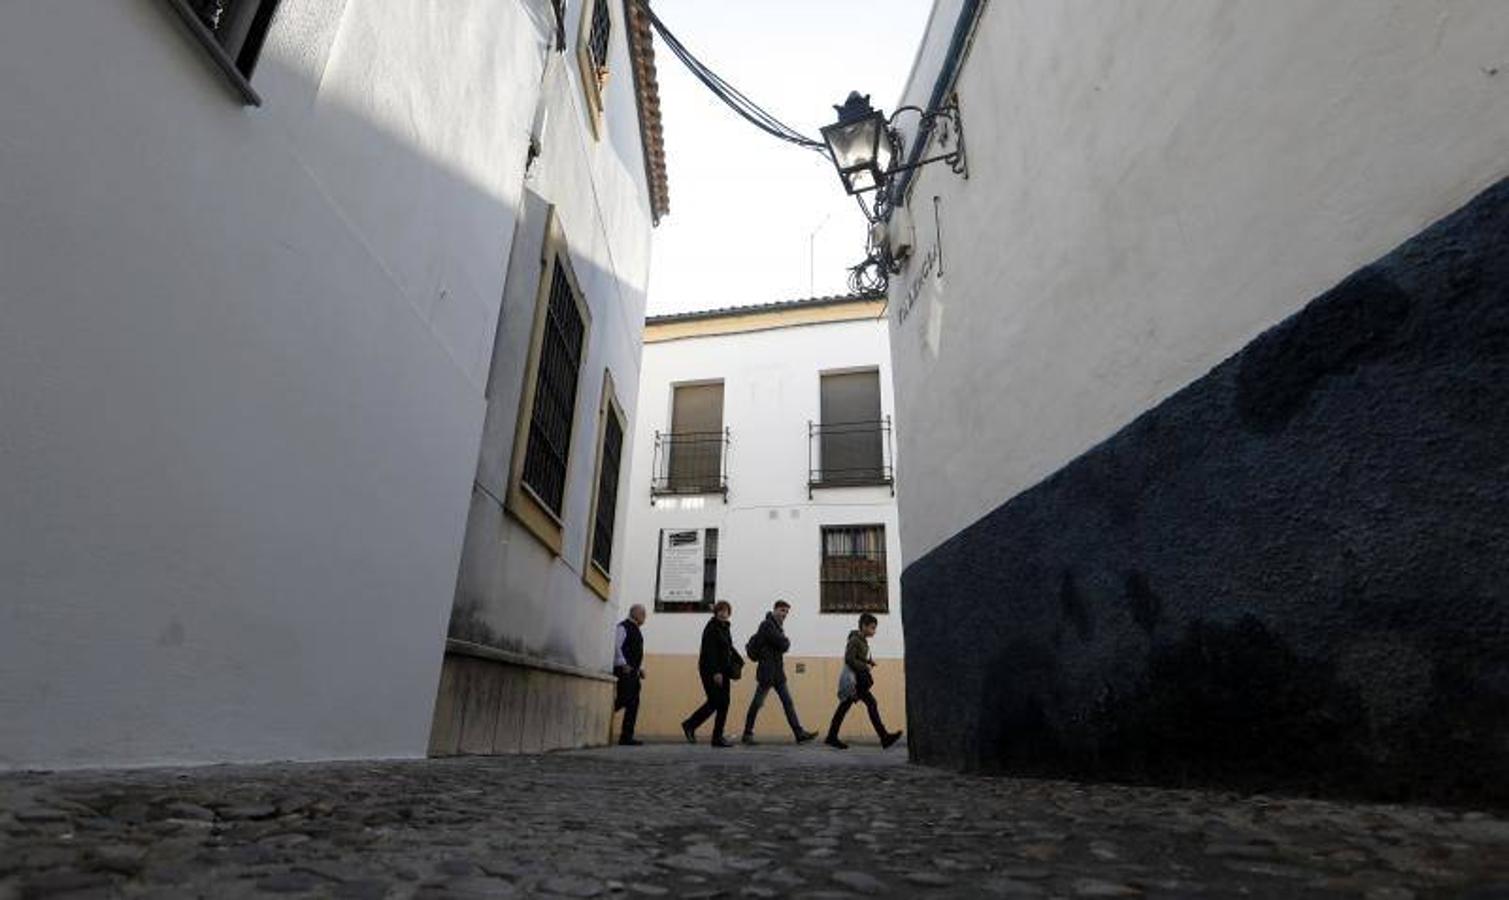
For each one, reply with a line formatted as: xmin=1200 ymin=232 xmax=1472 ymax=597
xmin=613 ymin=604 xmax=648 ymax=746
xmin=680 ymin=600 xmax=740 ymax=747
xmin=741 ymin=600 xmax=818 ymax=744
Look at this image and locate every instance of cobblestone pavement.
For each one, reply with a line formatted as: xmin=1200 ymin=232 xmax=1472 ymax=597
xmin=2 ymin=743 xmax=1506 ymax=899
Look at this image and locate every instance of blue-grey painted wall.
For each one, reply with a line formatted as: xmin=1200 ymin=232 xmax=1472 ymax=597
xmin=903 ymin=178 xmax=1509 ymax=805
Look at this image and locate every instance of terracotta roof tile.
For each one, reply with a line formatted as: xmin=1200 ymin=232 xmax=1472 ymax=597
xmin=624 ymin=0 xmax=669 ymax=224
xmin=644 ymin=292 xmax=884 ymax=325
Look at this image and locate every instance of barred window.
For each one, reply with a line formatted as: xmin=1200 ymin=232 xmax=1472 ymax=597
xmin=589 ymin=394 xmax=625 ymax=575
xmin=550 ymin=0 xmax=566 ymax=50
xmin=521 ymin=262 xmax=587 ymax=520
xmin=820 ymin=525 xmax=889 ymax=613
xmin=587 ymin=0 xmax=612 ymax=71
xmin=702 ymin=528 xmax=719 ymax=605
xmin=575 ymin=0 xmax=613 ymax=132
xmin=170 ymin=0 xmax=281 ymax=100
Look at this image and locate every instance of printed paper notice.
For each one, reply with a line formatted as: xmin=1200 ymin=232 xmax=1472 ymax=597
xmin=657 ymin=529 xmax=704 ymax=602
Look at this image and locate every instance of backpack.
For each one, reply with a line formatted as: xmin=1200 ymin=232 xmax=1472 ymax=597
xmin=745 ymin=631 xmax=764 ymax=663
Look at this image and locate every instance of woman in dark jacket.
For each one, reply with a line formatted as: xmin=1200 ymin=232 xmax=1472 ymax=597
xmin=681 ymin=600 xmax=740 ymax=747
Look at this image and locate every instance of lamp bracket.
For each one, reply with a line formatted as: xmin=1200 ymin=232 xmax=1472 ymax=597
xmin=837 ymin=95 xmax=968 ymax=297
xmin=886 ymin=97 xmax=968 ymax=183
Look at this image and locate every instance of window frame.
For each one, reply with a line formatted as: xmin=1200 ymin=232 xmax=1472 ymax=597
xmin=164 ymin=0 xmax=282 ymax=106
xmin=575 ymin=0 xmax=614 ymax=138
xmin=818 ymin=524 xmax=891 ymax=614
xmin=583 ymin=370 xmax=628 ymax=600
xmin=657 ymin=379 xmax=726 ymax=497
xmin=506 ymin=208 xmax=592 ymax=556
xmin=814 ymin=367 xmax=889 ymax=488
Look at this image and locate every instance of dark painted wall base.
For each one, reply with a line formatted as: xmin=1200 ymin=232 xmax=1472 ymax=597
xmin=902 ymin=178 xmax=1509 ymax=806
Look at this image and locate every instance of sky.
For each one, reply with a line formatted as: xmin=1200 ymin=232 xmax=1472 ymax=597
xmin=642 ymin=0 xmax=936 ymax=315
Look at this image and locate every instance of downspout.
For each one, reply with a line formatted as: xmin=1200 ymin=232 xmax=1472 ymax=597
xmin=887 ymin=0 xmax=987 ymax=216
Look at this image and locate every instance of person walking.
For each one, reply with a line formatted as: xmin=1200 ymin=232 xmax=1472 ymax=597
xmin=741 ymin=600 xmax=819 ymax=744
xmin=825 ymin=613 xmax=903 ymax=750
xmin=681 ymin=600 xmax=741 ymax=747
xmin=612 ymin=604 xmax=648 ymax=746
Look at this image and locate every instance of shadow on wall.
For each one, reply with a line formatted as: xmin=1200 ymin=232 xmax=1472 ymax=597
xmin=903 ymin=177 xmax=1509 ymax=807
xmin=0 ymin=0 xmax=633 ymax=768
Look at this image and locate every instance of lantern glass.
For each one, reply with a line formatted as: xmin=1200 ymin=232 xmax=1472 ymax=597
xmin=822 ymin=95 xmax=889 ymax=195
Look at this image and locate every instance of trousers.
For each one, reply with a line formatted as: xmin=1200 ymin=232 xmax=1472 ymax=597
xmin=826 ymin=684 xmax=887 ymax=740
xmin=743 ymin=679 xmax=804 ymax=737
xmin=684 ymin=673 xmax=730 ymax=738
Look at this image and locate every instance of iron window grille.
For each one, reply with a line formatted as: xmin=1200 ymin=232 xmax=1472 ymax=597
xmin=550 ymin=0 xmax=567 ymax=50
xmin=808 ymin=416 xmax=895 ymax=497
xmin=819 ymin=525 xmax=889 ymax=614
xmin=166 ymin=0 xmax=281 ymax=104
xmin=587 ymin=0 xmax=612 ymax=72
xmin=590 ymin=408 xmax=625 ymax=574
xmin=650 ymin=429 xmax=730 ymax=502
xmin=574 ymin=0 xmax=612 ymax=134
xmin=654 ymin=528 xmax=719 ymax=613
xmin=521 ymin=263 xmax=587 ymax=519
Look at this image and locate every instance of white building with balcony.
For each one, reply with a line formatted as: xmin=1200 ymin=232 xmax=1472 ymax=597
xmin=618 ymin=295 xmax=906 ymax=742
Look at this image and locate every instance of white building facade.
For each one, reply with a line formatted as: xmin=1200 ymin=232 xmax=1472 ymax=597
xmin=0 ymin=0 xmax=667 ymax=769
xmin=619 ymin=296 xmax=906 ymax=742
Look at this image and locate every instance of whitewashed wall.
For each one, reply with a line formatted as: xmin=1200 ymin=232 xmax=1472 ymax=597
xmin=620 ymin=316 xmax=904 ymax=661
xmin=448 ymin=0 xmax=657 ymax=674
xmin=888 ymin=0 xmax=1509 ymax=565
xmin=0 ymin=0 xmax=596 ymax=768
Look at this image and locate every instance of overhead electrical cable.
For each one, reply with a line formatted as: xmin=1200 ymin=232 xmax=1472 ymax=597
xmin=635 ymin=0 xmax=827 ymax=153
xmin=635 ymin=1 xmax=883 ymax=292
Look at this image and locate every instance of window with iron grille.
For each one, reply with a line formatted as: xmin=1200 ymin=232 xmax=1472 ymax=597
xmin=521 ymin=261 xmax=587 ymax=519
xmin=589 ymin=403 xmax=624 ymax=574
xmin=816 ymin=370 xmax=887 ymax=485
xmin=703 ymin=528 xmax=719 ymax=604
xmin=820 ymin=525 xmax=889 ymax=613
xmin=575 ymin=0 xmax=612 ymax=131
xmin=169 ymin=0 xmax=281 ymax=101
xmin=587 ymin=0 xmax=612 ymax=71
xmin=550 ymin=0 xmax=567 ymax=50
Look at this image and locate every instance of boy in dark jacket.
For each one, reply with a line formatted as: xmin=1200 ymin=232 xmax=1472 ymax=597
xmin=741 ymin=600 xmax=819 ymax=744
xmin=825 ymin=613 xmax=903 ymax=750
xmin=681 ymin=600 xmax=741 ymax=747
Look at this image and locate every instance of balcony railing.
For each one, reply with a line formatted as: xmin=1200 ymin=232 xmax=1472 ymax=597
xmin=808 ymin=417 xmax=895 ymax=497
xmin=651 ymin=429 xmax=729 ymax=502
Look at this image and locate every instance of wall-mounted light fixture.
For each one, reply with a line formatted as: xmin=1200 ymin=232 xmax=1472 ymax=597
xmin=820 ymin=92 xmax=967 ymax=292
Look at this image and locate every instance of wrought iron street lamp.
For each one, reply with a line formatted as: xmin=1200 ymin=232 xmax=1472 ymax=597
xmin=820 ymin=93 xmax=896 ymax=196
xmin=820 ymin=91 xmax=967 ymax=209
xmin=821 ymin=91 xmax=968 ymax=292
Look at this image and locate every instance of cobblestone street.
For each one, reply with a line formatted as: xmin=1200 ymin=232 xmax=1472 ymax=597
xmin=2 ymin=744 xmax=1506 ymax=900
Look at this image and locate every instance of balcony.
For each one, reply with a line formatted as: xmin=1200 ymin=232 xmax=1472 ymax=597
xmin=808 ymin=417 xmax=895 ymax=497
xmin=650 ymin=429 xmax=729 ymax=503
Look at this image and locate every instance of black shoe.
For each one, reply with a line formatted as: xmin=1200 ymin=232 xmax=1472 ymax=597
xmin=824 ymin=736 xmax=848 ymax=750
xmin=681 ymin=721 xmax=696 ymax=744
xmin=618 ymin=738 xmax=643 ymax=746
xmin=795 ymin=729 xmax=819 ymax=743
xmin=881 ymin=730 xmax=903 ymax=749
xmin=740 ymin=733 xmax=757 ymax=745
xmin=711 ymin=735 xmax=734 ymax=748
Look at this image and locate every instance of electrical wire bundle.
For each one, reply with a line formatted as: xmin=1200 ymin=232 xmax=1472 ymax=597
xmin=634 ymin=0 xmax=826 ymax=154
xmin=638 ymin=0 xmax=894 ymax=293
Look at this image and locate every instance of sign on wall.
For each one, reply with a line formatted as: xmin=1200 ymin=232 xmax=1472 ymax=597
xmin=656 ymin=529 xmax=705 ymax=602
